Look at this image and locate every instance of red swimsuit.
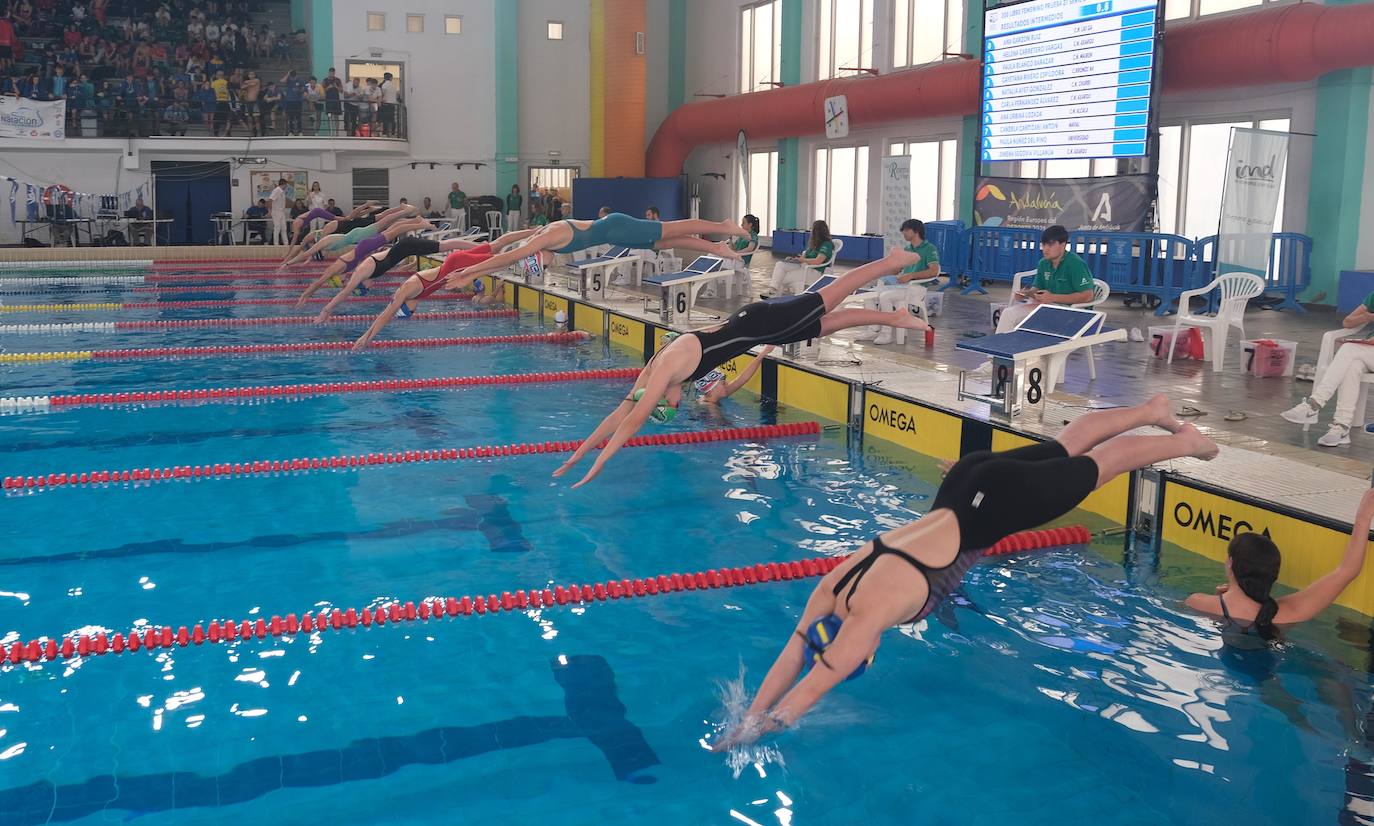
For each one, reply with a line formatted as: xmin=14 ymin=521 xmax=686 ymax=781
xmin=415 ymin=243 xmax=493 ymax=300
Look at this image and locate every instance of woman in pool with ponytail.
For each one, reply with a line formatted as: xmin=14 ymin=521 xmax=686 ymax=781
xmin=1184 ymin=489 xmax=1374 ymax=639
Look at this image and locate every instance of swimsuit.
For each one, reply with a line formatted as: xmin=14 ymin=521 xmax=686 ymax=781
xmin=298 ymin=206 xmax=334 ymax=224
xmin=832 ymin=537 xmax=985 ymax=624
xmin=343 ymin=233 xmax=389 ymax=274
xmin=413 ymin=243 xmax=493 ymax=300
xmin=685 ymin=292 xmax=826 ymax=382
xmin=551 ymin=213 xmax=664 ymax=254
xmin=369 ymin=236 xmax=439 ymax=278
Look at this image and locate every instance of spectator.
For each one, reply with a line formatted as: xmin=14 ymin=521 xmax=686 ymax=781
xmin=325 ymin=198 xmax=344 ymax=217
xmin=322 ymin=67 xmax=342 ymax=135
xmin=342 ymin=77 xmax=362 ymax=135
xmin=447 ymin=181 xmax=466 ymax=231
xmin=764 ymin=219 xmax=834 ymax=298
xmin=529 ymin=203 xmax=548 ymax=227
xmin=162 ymin=98 xmax=189 ymax=135
xmin=362 ymin=77 xmax=381 ymax=133
xmin=49 ymin=65 xmax=67 ymax=99
xmin=861 ymin=218 xmax=941 ymax=345
xmin=378 ymin=71 xmax=397 ymax=136
xmin=506 ymin=185 xmax=522 ymax=230
xmin=239 ymin=69 xmax=260 ymax=135
xmin=259 ymin=81 xmax=280 ymax=131
xmin=307 ymin=181 xmax=326 ymax=210
xmin=280 ymin=69 xmax=303 ymax=135
xmin=268 ymin=176 xmax=288 ymax=244
xmin=210 ymin=69 xmax=230 ymax=135
xmin=421 ymin=196 xmax=442 ymax=219
xmin=290 ymin=197 xmax=308 ymax=220
xmin=645 ymin=205 xmax=660 ymax=220
xmin=124 ymin=196 xmax=154 ymax=245
xmin=273 ymin=32 xmax=289 ymax=61
xmin=303 ymin=75 xmax=323 ymax=133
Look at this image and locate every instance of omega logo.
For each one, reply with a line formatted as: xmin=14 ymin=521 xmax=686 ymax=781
xmin=1172 ymin=501 xmax=1271 ymax=541
xmin=610 ymin=321 xmax=630 ymax=337
xmin=868 ymin=403 xmax=917 ymax=433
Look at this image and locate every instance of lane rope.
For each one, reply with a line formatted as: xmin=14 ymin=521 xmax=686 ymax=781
xmin=0 ymin=309 xmax=516 ymax=335
xmin=1 ymin=367 xmax=643 ymax=412
xmin=0 ymin=276 xmax=145 ymax=287
xmin=1 ymin=421 xmax=821 ymax=491
xmin=0 ymin=260 xmax=150 ymax=270
xmin=0 ymin=330 xmax=589 ymax=364
xmin=0 ymin=526 xmax=1091 ymax=665
xmin=0 ymin=294 xmax=474 ymax=313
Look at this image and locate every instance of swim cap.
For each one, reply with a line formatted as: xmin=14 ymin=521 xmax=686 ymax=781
xmin=554 ymin=310 xmax=568 ymax=324
xmin=660 ymin=330 xmax=681 ymax=347
xmin=800 ymin=615 xmax=872 ymax=681
xmin=396 ymin=303 xmax=414 ymax=319
xmin=631 ymin=388 xmax=676 ymax=424
xmin=472 ymin=279 xmax=485 ymax=295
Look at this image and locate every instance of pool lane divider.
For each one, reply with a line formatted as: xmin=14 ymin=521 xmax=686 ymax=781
xmin=0 ymin=269 xmax=332 ymax=287
xmin=0 ymin=526 xmax=1091 ymax=665
xmin=0 ymin=331 xmax=588 ymax=364
xmin=3 ymin=367 xmax=643 ymax=411
xmin=1 ymin=421 xmax=822 ymax=492
xmin=0 ymin=282 xmax=407 ymax=296
xmin=0 ymin=309 xmax=516 ymax=335
xmin=0 ymin=294 xmax=473 ymax=314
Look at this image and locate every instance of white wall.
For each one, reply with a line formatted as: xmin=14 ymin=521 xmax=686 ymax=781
xmin=330 ymin=0 xmax=499 ymax=197
xmin=644 ymin=0 xmax=670 ymax=145
xmin=518 ymin=0 xmax=591 ymax=179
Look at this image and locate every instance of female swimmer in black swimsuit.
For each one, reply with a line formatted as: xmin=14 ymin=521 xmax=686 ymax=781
xmin=712 ymin=395 xmax=1220 ymax=749
xmin=552 ymin=247 xmax=930 ymax=488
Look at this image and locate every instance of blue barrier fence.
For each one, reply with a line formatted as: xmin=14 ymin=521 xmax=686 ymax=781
xmin=923 ymin=222 xmax=1312 ymax=315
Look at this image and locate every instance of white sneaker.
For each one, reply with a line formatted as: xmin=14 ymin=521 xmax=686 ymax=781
xmin=872 ymin=331 xmax=895 ymax=345
xmin=1318 ymin=424 xmax=1351 ymax=447
xmin=1129 ymin=327 xmax=1145 ymax=342
xmin=1280 ymin=399 xmax=1319 ymax=425
xmin=968 ymin=361 xmax=993 ymax=377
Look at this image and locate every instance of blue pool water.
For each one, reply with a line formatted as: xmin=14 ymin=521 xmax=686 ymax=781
xmin=2 ymin=271 xmax=1373 ymax=824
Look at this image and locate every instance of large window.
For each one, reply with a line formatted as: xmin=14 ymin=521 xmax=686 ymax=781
xmin=813 ymin=145 xmax=870 ymax=236
xmin=1156 ymin=116 xmax=1290 ymax=238
xmin=739 ymin=0 xmax=783 ymax=93
xmin=889 ymin=138 xmax=958 ymax=221
xmin=352 ymin=167 xmax=390 ymax=206
xmin=1166 ymin=0 xmax=1285 ymax=21
xmin=735 ymin=149 xmax=780 ymax=240
xmin=893 ymin=0 xmax=963 ymax=68
xmin=818 ymin=0 xmax=875 ymax=79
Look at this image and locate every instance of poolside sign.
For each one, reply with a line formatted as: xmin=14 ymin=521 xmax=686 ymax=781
xmin=1213 ymin=127 xmax=1289 ymax=279
xmin=0 ymin=95 xmax=65 ymax=139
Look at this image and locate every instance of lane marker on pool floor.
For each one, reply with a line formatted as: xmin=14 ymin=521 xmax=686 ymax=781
xmin=1 ymin=421 xmax=821 ymax=491
xmin=0 ymin=331 xmax=589 ymax=364
xmin=0 ymin=309 xmax=517 ymax=335
xmin=1 ymin=367 xmax=643 ymax=412
xmin=0 ymin=526 xmax=1092 ymax=665
xmin=0 ymin=294 xmax=475 ymax=314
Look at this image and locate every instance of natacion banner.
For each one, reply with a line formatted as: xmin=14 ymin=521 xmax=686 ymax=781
xmin=0 ymin=95 xmax=66 ymax=139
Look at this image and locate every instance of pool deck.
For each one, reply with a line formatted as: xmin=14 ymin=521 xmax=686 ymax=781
xmin=538 ymin=248 xmax=1372 ymax=534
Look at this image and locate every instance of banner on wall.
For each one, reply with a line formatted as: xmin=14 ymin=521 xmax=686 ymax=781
xmin=253 ymin=171 xmax=309 ymax=204
xmin=973 ymin=175 xmax=1154 ymax=232
xmin=736 ymin=130 xmax=749 ymax=208
xmin=880 ymin=155 xmax=911 ymax=250
xmin=1214 ymin=127 xmax=1289 ymax=279
xmin=0 ymin=95 xmax=66 ymax=139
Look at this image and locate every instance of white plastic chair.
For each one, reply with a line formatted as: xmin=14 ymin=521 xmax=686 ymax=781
xmin=780 ymin=238 xmax=843 ymax=295
xmin=1316 ymin=324 xmax=1374 ymax=426
xmin=1167 ymin=273 xmax=1266 ymax=372
xmin=485 ymin=210 xmax=503 ymax=238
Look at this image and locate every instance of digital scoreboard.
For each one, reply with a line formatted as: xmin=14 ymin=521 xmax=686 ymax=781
xmin=981 ymin=0 xmax=1161 ymax=163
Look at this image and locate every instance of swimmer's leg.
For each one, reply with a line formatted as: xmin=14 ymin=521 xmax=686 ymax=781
xmin=659 ymin=218 xmax=748 ymax=238
xmin=653 ymin=236 xmax=742 ymax=261
xmin=1083 ymin=424 xmax=1219 ymax=487
xmin=813 ymin=249 xmax=924 ymax=311
xmin=1055 ymin=395 xmax=1183 ymax=456
xmin=818 ymin=306 xmax=929 ymax=336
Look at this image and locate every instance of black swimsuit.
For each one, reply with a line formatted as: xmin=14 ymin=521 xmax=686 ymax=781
xmin=370 ymin=236 xmax=440 ymax=278
xmin=832 ymin=536 xmax=985 ymax=624
xmin=686 ymin=292 xmax=826 ymax=382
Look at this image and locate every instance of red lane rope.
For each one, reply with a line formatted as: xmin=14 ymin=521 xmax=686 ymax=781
xmin=0 ymin=525 xmax=1090 ymax=665
xmin=107 ymin=309 xmax=516 ymax=330
xmin=1 ymin=421 xmax=821 ymax=491
xmin=145 ymin=273 xmax=351 ymax=284
xmin=45 ymin=367 xmax=642 ymax=408
xmin=119 ymin=295 xmax=473 ymax=309
xmin=129 ymin=282 xmax=405 ymax=294
xmin=80 ymin=331 xmax=588 ymax=361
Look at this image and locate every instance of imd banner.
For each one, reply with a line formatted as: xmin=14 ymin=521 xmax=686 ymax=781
xmin=1215 ymin=127 xmax=1289 ymax=278
xmin=0 ymin=96 xmax=65 ymax=139
xmin=880 ymin=155 xmax=911 ymax=250
xmin=973 ymin=175 xmax=1154 ymax=232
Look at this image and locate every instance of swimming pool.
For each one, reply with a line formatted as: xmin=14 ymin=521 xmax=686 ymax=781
xmin=1 ymin=267 xmax=1371 ymax=825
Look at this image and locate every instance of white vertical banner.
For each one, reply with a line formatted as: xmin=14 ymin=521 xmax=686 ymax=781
xmin=880 ymin=155 xmax=911 ymax=251
xmin=736 ymin=130 xmax=750 ymax=213
xmin=1215 ymin=127 xmax=1289 ymax=279
xmin=0 ymin=96 xmax=66 ymax=139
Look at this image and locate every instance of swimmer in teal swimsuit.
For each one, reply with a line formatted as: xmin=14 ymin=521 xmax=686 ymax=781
xmin=293 ymin=218 xmax=438 ymax=308
xmin=443 ymin=212 xmax=751 ymax=287
xmin=281 ymin=204 xmax=423 ymax=268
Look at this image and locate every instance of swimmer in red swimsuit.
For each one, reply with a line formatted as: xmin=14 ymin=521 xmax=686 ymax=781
xmin=351 ymin=229 xmax=537 ymax=350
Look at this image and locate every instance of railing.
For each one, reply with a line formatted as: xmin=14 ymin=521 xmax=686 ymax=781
xmin=62 ymin=101 xmax=409 ymax=140
xmin=1194 ymin=232 xmax=1312 ymax=313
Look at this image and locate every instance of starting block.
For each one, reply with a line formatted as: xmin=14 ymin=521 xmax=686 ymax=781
xmin=644 ymin=256 xmax=728 ymax=322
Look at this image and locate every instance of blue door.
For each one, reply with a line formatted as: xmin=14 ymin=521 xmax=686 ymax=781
xmin=152 ymin=161 xmax=231 ymax=245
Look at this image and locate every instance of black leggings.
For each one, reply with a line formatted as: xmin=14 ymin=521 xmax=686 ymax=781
xmin=372 ymin=236 xmax=440 ymax=278
xmin=931 ymin=440 xmax=1099 ymax=551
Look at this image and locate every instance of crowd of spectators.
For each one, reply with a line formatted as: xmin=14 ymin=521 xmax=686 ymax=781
xmin=0 ymin=0 xmax=405 ymax=138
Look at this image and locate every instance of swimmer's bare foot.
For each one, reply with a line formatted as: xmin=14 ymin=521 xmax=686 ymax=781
xmin=892 ymin=304 xmax=931 ymax=332
xmin=713 ymin=240 xmax=743 ymax=261
xmin=1146 ymin=393 xmax=1184 ymax=433
xmin=1177 ymin=423 xmax=1220 ymax=461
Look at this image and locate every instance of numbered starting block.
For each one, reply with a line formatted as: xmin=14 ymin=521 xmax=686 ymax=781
xmin=565 ymin=245 xmax=637 ymax=299
xmin=644 ymin=256 xmax=728 ymax=323
xmin=956 ymin=305 xmax=1125 ymax=418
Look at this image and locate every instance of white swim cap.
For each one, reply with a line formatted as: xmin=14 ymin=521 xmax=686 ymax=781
xmin=554 ymin=310 xmax=568 ymax=324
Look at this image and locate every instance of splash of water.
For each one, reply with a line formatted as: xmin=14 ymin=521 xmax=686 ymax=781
xmin=710 ymin=661 xmax=787 ymax=779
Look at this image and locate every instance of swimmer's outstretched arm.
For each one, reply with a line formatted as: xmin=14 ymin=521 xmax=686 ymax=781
xmin=446 ymin=224 xmax=572 ymax=287
xmin=704 ymin=346 xmax=773 ymax=404
xmin=552 ymin=364 xmax=659 ymax=479
xmin=352 ymin=270 xmax=430 ymax=350
xmin=568 ymin=367 xmax=679 ymax=489
xmin=295 ymin=257 xmax=349 ymax=306
xmin=488 ymin=228 xmax=539 ymax=250
xmin=284 ymin=232 xmax=342 ymax=267
xmin=315 ymin=255 xmax=376 ymax=321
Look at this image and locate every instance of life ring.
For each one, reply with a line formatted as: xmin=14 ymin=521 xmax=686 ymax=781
xmin=42 ymin=185 xmax=73 ymax=207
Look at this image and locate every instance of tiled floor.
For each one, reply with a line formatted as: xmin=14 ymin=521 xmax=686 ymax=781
xmin=542 ymin=248 xmax=1374 ymax=528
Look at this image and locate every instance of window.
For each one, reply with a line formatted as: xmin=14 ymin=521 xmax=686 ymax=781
xmin=888 ymin=138 xmax=959 ymax=221
xmin=406 ymin=14 xmax=424 ymax=33
xmin=1155 ymin=115 xmax=1290 ymax=237
xmin=352 ymin=167 xmax=390 ymax=206
xmin=1167 ymin=0 xmax=1284 ymax=21
xmin=813 ymin=145 xmax=870 ymax=236
xmin=735 ymin=149 xmax=780 ymax=239
xmin=547 ymin=21 xmax=564 ymax=40
xmin=818 ymin=0 xmax=874 ymax=80
xmin=738 ymin=0 xmax=782 ymax=93
xmin=893 ymin=0 xmax=963 ymax=68
xmin=366 ymin=12 xmax=385 ymax=31
xmin=528 ymin=166 xmax=580 ymax=205
xmin=445 ymin=15 xmax=462 ymax=35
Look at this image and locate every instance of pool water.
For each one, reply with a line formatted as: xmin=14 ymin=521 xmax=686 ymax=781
xmin=1 ymin=271 xmax=1373 ymax=825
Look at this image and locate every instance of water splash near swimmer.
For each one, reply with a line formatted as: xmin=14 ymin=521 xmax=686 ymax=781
xmin=711 ymin=661 xmax=786 ymax=779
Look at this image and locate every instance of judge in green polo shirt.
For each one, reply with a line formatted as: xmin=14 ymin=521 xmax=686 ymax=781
xmin=996 ymin=224 xmax=1093 ymax=333
xmin=861 ymin=218 xmax=942 ymax=344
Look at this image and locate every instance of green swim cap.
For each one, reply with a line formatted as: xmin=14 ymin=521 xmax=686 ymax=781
xmin=659 ymin=331 xmax=680 ymax=350
xmin=631 ymin=388 xmax=677 ymax=423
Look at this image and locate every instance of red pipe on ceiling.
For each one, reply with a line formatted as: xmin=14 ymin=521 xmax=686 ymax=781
xmin=646 ymin=2 xmax=1374 ymax=177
